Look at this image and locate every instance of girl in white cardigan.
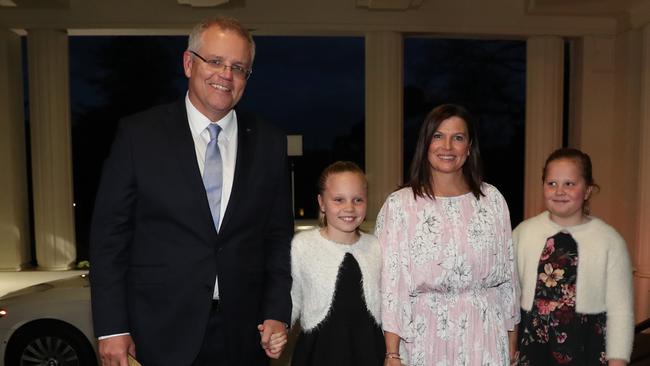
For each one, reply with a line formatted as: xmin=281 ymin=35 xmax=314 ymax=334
xmin=290 ymin=161 xmax=385 ymax=366
xmin=513 ymin=148 xmax=634 ymax=366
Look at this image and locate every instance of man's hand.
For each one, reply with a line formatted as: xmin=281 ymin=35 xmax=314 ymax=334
xmin=258 ymin=319 xmax=288 ymax=359
xmin=98 ymin=334 xmax=136 ymax=366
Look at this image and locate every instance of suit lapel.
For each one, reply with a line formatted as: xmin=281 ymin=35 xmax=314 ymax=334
xmin=218 ymin=111 xmax=254 ymax=232
xmin=161 ymin=100 xmax=216 ymax=236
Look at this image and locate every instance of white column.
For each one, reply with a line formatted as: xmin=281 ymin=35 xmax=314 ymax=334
xmin=27 ymin=29 xmax=76 ymax=270
xmin=0 ymin=30 xmax=30 ymax=270
xmin=635 ymin=23 xmax=650 ymax=322
xmin=365 ymin=31 xmax=403 ymax=220
xmin=524 ymin=36 xmax=564 ymax=219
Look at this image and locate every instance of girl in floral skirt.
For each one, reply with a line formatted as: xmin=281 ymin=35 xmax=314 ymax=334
xmin=513 ymin=148 xmax=634 ymax=366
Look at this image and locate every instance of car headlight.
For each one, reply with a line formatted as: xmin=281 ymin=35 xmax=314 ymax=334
xmin=0 ymin=309 xmax=7 ymax=318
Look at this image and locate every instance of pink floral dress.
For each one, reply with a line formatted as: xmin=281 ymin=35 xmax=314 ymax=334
xmin=518 ymin=231 xmax=607 ymax=365
xmin=376 ymin=184 xmax=519 ymax=366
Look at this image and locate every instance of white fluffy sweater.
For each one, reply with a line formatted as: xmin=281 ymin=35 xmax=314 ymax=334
xmin=513 ymin=211 xmax=634 ymax=361
xmin=290 ymin=229 xmax=382 ymax=331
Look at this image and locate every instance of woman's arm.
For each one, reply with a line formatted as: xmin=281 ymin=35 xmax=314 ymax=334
xmin=376 ymin=194 xmax=414 ymax=343
xmin=607 ymin=359 xmax=627 ymax=366
xmin=508 ymin=327 xmax=518 ymax=365
xmin=496 ymin=190 xmax=521 ymax=331
xmin=384 ymin=331 xmax=402 ymax=366
xmin=376 ymin=194 xmax=411 ymax=366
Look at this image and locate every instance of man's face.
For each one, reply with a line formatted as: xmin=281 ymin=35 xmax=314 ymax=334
xmin=183 ymin=26 xmax=252 ymax=121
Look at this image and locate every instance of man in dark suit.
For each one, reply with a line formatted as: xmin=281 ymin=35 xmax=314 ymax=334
xmin=90 ymin=16 xmax=293 ymax=366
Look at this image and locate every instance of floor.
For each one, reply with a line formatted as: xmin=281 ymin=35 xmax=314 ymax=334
xmin=633 ymin=331 xmax=650 ymax=365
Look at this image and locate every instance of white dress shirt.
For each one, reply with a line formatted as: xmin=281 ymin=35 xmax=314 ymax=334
xmin=185 ymin=94 xmax=238 ymax=299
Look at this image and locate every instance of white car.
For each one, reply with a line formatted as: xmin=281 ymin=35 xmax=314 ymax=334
xmin=0 ymin=274 xmax=98 ymax=366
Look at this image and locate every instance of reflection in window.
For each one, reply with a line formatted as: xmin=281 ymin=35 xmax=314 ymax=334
xmin=70 ymin=36 xmax=187 ymax=262
xmin=239 ymin=36 xmax=365 ymax=220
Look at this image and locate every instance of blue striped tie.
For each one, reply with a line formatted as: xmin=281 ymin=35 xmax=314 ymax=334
xmin=203 ymin=123 xmax=223 ymax=231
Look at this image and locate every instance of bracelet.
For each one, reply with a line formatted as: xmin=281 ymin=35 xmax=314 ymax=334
xmin=385 ymin=352 xmax=401 ymax=360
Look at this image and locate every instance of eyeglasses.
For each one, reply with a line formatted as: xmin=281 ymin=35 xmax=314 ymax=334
xmin=189 ymin=51 xmax=252 ymax=80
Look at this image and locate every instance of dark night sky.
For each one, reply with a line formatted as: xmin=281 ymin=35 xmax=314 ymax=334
xmin=68 ymin=36 xmax=365 ymax=150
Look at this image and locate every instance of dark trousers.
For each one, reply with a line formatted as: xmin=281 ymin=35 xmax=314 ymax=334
xmin=192 ymin=300 xmax=230 ymax=366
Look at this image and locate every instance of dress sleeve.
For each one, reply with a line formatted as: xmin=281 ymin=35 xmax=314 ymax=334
xmin=495 ymin=191 xmax=521 ymax=331
xmin=376 ymin=193 xmax=414 ymax=342
xmin=604 ymin=232 xmax=634 ymax=361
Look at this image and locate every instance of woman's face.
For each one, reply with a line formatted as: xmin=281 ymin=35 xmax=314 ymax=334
xmin=427 ymin=116 xmax=470 ymax=177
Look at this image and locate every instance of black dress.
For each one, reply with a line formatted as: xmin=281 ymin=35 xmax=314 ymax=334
xmin=291 ymin=253 xmax=385 ymax=366
xmin=518 ymin=231 xmax=607 ymax=366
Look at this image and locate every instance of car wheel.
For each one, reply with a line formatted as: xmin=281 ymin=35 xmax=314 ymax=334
xmin=5 ymin=319 xmax=97 ymax=366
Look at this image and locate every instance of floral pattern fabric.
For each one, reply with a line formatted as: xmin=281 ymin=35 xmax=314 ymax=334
xmin=376 ymin=184 xmax=519 ymax=366
xmin=518 ymin=231 xmax=607 ymax=366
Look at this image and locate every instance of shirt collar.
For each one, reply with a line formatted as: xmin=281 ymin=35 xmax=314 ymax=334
xmin=185 ymin=93 xmax=237 ymax=142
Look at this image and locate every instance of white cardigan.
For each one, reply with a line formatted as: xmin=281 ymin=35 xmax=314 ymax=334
xmin=513 ymin=211 xmax=634 ymax=361
xmin=290 ymin=229 xmax=382 ymax=332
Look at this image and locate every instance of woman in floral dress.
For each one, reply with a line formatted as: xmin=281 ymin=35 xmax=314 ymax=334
xmin=513 ymin=148 xmax=634 ymax=366
xmin=376 ymin=104 xmax=520 ymax=366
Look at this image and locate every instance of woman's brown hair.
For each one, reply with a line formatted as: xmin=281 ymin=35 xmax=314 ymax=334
xmin=405 ymin=103 xmax=484 ymax=200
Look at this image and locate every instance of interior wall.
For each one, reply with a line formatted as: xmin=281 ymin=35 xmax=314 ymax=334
xmin=0 ymin=0 xmax=618 ymax=37
xmin=634 ymin=23 xmax=650 ymax=322
xmin=570 ymin=32 xmax=645 ymax=318
xmin=569 ymin=31 xmax=642 ymax=254
xmin=613 ymin=29 xmax=642 ymax=255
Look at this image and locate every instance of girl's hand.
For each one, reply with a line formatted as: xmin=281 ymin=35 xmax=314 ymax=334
xmin=257 ymin=321 xmax=288 ymax=359
xmin=268 ymin=330 xmax=288 ymax=353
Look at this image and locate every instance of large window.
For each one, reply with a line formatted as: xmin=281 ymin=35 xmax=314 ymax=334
xmin=69 ymin=35 xmax=364 ymax=260
xmin=239 ymin=36 xmax=365 ymax=220
xmin=70 ymin=36 xmax=187 ymax=261
xmin=404 ymin=38 xmax=526 ymax=225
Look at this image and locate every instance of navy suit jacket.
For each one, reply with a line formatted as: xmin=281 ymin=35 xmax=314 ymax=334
xmin=89 ymin=99 xmax=293 ymax=365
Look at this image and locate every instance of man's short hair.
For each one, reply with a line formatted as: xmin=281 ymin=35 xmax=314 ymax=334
xmin=187 ymin=16 xmax=256 ymax=64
